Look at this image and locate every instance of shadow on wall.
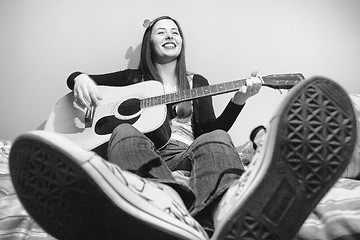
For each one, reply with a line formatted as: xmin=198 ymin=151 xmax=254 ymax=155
xmin=125 ymin=44 xmax=141 ymax=69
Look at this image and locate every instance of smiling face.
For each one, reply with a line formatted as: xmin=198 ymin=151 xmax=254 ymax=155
xmin=150 ymin=19 xmax=183 ymax=64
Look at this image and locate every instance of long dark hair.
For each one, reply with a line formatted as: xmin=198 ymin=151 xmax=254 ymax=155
xmin=139 ymin=16 xmax=191 ymax=118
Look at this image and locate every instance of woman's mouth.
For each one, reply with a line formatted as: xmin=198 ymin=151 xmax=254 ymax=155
xmin=163 ymin=42 xmax=176 ymax=49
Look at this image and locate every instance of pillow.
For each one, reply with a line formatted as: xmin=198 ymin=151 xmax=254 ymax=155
xmin=0 ymin=140 xmax=12 ymax=164
xmin=295 ymin=178 xmax=360 ymax=240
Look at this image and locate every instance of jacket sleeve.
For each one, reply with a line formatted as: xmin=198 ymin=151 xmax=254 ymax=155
xmin=66 ymin=69 xmax=139 ymax=90
xmin=192 ymin=74 xmax=245 ymax=138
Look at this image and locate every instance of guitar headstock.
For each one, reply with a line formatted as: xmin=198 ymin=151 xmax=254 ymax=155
xmin=262 ymin=73 xmax=305 ymax=90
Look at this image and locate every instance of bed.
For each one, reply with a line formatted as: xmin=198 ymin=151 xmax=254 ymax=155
xmin=1 ymin=94 xmax=360 ymax=240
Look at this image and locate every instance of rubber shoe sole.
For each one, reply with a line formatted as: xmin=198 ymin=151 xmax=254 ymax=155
xmin=212 ymin=77 xmax=357 ymax=240
xmin=9 ymin=131 xmax=208 ymax=240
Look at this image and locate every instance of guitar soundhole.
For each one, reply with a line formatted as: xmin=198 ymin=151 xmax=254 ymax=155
xmin=118 ymin=98 xmax=140 ymax=116
xmin=95 ymin=115 xmax=140 ymax=135
xmin=95 ymin=98 xmax=141 ymax=135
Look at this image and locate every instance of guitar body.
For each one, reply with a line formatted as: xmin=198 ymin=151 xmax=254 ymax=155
xmin=44 ymin=73 xmax=304 ymax=151
xmin=44 ymin=81 xmax=171 ymax=150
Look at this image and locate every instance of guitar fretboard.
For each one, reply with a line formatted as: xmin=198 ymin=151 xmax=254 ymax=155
xmin=141 ymin=80 xmax=245 ymax=108
xmin=140 ymin=73 xmax=304 ymax=108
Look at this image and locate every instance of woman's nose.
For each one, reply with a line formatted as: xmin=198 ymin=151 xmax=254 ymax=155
xmin=165 ymin=32 xmax=173 ymax=40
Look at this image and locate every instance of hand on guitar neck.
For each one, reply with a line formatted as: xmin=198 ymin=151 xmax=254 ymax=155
xmin=232 ymin=70 xmax=263 ymax=105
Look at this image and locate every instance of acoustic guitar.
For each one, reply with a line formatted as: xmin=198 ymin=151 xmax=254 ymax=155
xmin=44 ymin=73 xmax=304 ymax=150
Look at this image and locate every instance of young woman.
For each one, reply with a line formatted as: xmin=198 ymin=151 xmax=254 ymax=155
xmin=9 ymin=16 xmax=357 ymax=240
xmin=68 ymin=15 xmax=262 ymax=235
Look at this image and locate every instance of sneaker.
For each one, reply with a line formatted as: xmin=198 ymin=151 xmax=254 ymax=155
xmin=212 ymin=77 xmax=357 ymax=240
xmin=9 ymin=130 xmax=209 ymax=240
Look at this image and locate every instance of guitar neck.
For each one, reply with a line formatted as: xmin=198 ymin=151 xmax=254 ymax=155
xmin=140 ymin=73 xmax=304 ymax=108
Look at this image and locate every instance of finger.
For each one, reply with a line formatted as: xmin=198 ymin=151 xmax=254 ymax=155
xmin=74 ymin=90 xmax=83 ymax=105
xmin=250 ymin=76 xmax=263 ymax=91
xmin=239 ymin=84 xmax=247 ymax=93
xmin=252 ymin=77 xmax=262 ymax=89
xmin=246 ymin=78 xmax=254 ymax=91
xmin=77 ymin=86 xmax=93 ymax=108
xmin=251 ymin=69 xmax=258 ymax=77
xmin=77 ymin=92 xmax=91 ymax=110
xmin=93 ymin=85 xmax=103 ymax=101
xmin=85 ymin=84 xmax=102 ymax=106
xmin=89 ymin=91 xmax=100 ymax=106
xmin=247 ymin=79 xmax=260 ymax=95
xmin=74 ymin=94 xmax=86 ymax=109
xmin=252 ymin=81 xmax=262 ymax=94
xmin=253 ymin=85 xmax=261 ymax=94
xmin=82 ymin=91 xmax=92 ymax=107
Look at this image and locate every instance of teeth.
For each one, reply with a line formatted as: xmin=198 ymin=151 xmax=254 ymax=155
xmin=163 ymin=43 xmax=175 ymax=48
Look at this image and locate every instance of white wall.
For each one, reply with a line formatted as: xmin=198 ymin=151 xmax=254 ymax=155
xmin=1 ymin=0 xmax=360 ymax=146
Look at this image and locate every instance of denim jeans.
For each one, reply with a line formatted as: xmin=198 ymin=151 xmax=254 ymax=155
xmin=107 ymin=123 xmax=244 ymax=218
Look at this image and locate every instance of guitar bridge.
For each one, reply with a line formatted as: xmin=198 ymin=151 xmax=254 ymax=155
xmin=85 ymin=106 xmax=95 ymax=128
